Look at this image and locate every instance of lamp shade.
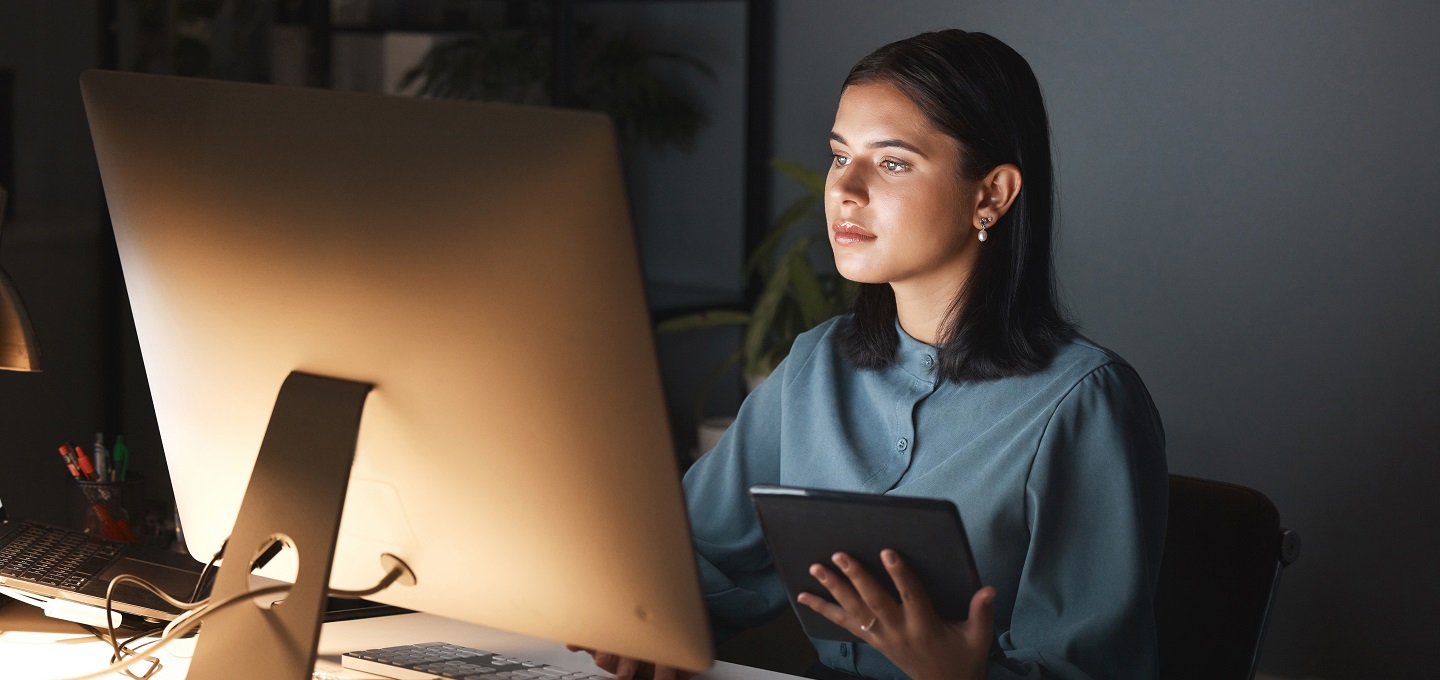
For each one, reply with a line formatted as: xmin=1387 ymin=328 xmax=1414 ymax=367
xmin=0 ymin=185 xmax=41 ymax=372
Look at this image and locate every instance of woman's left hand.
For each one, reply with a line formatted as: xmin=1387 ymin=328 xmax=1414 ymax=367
xmin=797 ymin=549 xmax=996 ymax=680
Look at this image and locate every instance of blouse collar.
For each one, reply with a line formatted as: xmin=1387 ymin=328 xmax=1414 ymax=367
xmin=894 ymin=320 xmax=940 ymax=381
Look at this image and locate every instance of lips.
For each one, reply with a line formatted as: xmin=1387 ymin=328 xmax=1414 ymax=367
xmin=832 ymin=221 xmax=876 ymax=245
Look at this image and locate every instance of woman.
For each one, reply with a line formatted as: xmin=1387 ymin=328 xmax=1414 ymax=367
xmin=589 ymin=29 xmax=1167 ymax=680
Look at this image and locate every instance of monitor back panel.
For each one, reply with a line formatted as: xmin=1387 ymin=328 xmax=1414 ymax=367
xmin=81 ymin=71 xmax=710 ymax=671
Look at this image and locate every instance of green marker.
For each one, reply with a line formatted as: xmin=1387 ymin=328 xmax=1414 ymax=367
xmin=113 ymin=435 xmax=130 ymax=482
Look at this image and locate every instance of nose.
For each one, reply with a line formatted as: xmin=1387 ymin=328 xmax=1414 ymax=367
xmin=827 ymin=161 xmax=869 ymax=208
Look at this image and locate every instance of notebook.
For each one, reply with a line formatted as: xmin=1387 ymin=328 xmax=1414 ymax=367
xmin=0 ymin=519 xmax=204 ymax=623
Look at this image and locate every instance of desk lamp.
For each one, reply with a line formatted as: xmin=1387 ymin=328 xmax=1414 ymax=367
xmin=0 ymin=185 xmax=41 ymax=372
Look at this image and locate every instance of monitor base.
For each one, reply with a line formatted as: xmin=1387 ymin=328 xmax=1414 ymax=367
xmin=187 ymin=371 xmax=372 ymax=680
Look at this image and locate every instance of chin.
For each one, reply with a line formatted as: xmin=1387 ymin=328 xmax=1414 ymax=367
xmin=834 ymin=264 xmax=887 ymax=285
xmin=832 ymin=253 xmax=875 ymax=284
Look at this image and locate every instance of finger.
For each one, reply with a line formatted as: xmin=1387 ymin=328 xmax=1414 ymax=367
xmin=593 ymin=652 xmax=618 ymax=673
xmin=967 ymin=586 xmax=997 ymax=638
xmin=652 ymin=665 xmax=677 ymax=680
xmin=565 ymin=644 xmax=594 ymax=654
xmin=881 ymin=549 xmax=938 ymax=622
xmin=615 ymin=657 xmax=641 ymax=680
xmin=831 ymin=552 xmax=900 ymax=620
xmin=797 ymin=591 xmax=862 ymax=632
xmin=809 ymin=562 xmax=868 ymax=616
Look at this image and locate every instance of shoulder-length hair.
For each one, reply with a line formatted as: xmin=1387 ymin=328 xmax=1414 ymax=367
xmin=834 ymin=29 xmax=1075 ymax=382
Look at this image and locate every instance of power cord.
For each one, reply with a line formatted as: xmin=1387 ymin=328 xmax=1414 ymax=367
xmin=73 ymin=622 xmax=167 ymax=680
xmin=48 ymin=555 xmax=414 ymax=680
xmin=48 ymin=577 xmax=294 ymax=680
xmin=187 ymin=544 xmax=225 ymax=604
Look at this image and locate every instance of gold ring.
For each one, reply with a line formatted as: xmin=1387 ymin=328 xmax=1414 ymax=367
xmin=859 ymin=617 xmax=877 ymax=632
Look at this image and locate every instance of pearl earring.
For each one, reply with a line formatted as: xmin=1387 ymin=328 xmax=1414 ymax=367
xmin=978 ymin=217 xmax=992 ymax=242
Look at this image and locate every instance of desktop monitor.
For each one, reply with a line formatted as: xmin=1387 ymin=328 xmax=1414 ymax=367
xmin=80 ymin=71 xmax=711 ymax=673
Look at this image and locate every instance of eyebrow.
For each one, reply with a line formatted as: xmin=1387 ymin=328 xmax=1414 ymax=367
xmin=830 ymin=132 xmax=930 ymax=159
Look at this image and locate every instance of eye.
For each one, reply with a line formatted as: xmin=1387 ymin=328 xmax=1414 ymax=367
xmin=881 ymin=159 xmax=910 ymax=174
xmin=832 ymin=154 xmax=851 ymax=168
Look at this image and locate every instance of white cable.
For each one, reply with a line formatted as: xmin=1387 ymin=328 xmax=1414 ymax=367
xmin=45 ymin=582 xmax=293 ymax=680
xmin=103 ymin=574 xmax=211 ymax=619
xmin=48 ymin=560 xmax=411 ymax=680
xmin=328 ymin=563 xmax=410 ymax=600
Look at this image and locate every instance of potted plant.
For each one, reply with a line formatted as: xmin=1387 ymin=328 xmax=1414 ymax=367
xmin=658 ymin=159 xmax=856 ymax=427
xmin=400 ymin=19 xmax=712 ymax=151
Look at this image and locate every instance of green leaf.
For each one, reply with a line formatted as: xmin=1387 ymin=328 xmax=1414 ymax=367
xmin=787 ymin=241 xmax=830 ymax=326
xmin=745 ymin=194 xmax=818 ymax=278
xmin=743 ymin=254 xmax=794 ymax=372
xmin=771 ymin=158 xmax=827 ymax=198
xmin=656 ymin=310 xmax=751 ymax=334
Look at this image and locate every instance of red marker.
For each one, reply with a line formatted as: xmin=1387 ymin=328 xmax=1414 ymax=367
xmin=56 ymin=444 xmax=82 ymax=479
xmin=68 ymin=442 xmax=98 ymax=481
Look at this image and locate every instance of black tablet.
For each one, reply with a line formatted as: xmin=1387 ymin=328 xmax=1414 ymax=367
xmin=749 ymin=485 xmax=982 ymax=643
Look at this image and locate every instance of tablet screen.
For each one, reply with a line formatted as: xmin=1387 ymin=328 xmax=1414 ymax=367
xmin=750 ymin=485 xmax=982 ymax=643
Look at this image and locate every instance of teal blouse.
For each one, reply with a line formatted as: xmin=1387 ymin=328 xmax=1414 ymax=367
xmin=682 ymin=318 xmax=1167 ymax=680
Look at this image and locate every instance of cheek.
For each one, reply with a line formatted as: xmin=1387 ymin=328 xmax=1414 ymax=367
xmin=905 ymin=192 xmax=969 ymax=248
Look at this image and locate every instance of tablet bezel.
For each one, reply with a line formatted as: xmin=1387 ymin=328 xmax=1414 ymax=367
xmin=749 ymin=485 xmax=982 ymax=643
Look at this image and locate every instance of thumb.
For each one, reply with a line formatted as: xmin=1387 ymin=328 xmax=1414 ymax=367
xmin=968 ymin=586 xmax=996 ymax=631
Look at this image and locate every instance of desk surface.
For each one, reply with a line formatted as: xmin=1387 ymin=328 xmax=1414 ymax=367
xmin=0 ymin=599 xmax=801 ymax=680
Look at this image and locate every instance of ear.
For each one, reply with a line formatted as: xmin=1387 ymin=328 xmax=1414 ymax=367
xmin=971 ymin=163 xmax=1022 ymax=231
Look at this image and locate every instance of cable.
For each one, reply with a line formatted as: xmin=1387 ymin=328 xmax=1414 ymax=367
xmin=328 ymin=562 xmax=413 ymax=600
xmin=113 ymin=625 xmax=168 ymax=680
xmin=100 ymin=574 xmax=215 ymax=680
xmin=187 ymin=543 xmax=225 ymax=604
xmin=106 ymin=574 xmax=209 ymax=617
xmin=48 ymin=581 xmax=293 ymax=680
xmin=50 ymin=559 xmax=413 ymax=680
xmin=73 ymin=622 xmax=166 ymax=680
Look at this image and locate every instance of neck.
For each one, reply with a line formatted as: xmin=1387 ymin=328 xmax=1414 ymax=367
xmin=889 ymin=242 xmax=976 ymax=345
xmin=892 ymin=276 xmax=967 ymax=345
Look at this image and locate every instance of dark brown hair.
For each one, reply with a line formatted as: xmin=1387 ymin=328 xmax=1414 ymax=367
xmin=834 ymin=30 xmax=1075 ymax=381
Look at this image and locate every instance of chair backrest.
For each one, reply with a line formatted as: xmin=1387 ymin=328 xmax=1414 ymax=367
xmin=1155 ymin=475 xmax=1300 ymax=680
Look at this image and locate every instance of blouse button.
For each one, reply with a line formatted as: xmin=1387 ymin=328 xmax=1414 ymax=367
xmin=897 ymin=438 xmax=908 ymax=451
xmin=840 ymin=644 xmax=849 ymax=658
xmin=922 ymin=354 xmax=934 ymax=367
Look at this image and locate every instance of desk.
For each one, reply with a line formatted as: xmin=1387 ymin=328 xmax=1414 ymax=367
xmin=0 ymin=599 xmax=801 ymax=680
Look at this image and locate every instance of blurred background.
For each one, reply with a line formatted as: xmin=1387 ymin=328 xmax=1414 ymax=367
xmin=2 ymin=2 xmax=1437 ymax=678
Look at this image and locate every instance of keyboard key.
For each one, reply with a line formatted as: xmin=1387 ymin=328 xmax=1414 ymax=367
xmin=0 ymin=522 xmax=126 ymax=592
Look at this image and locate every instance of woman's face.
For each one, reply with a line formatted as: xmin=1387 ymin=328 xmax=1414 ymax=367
xmin=825 ymin=81 xmax=977 ymax=293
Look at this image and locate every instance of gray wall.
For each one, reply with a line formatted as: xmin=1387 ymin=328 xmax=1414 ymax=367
xmin=587 ymin=1 xmax=748 ymax=305
xmin=771 ymin=1 xmax=1439 ymax=677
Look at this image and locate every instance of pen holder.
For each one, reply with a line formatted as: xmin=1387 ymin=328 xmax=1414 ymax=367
xmin=72 ymin=479 xmax=142 ymax=543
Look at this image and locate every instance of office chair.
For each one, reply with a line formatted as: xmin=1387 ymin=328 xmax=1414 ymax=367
xmin=1155 ymin=474 xmax=1301 ymax=680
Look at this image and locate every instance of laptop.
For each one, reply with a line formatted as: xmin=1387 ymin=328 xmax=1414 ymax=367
xmin=0 ymin=516 xmax=205 ymax=623
xmin=0 ymin=512 xmax=410 ymax=626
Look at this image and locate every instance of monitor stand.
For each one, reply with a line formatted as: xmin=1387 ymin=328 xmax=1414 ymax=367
xmin=187 ymin=371 xmax=372 ymax=680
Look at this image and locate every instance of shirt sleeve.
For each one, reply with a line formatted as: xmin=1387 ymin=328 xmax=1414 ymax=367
xmin=989 ymin=362 xmax=1169 ymax=680
xmin=681 ymin=362 xmax=790 ymax=642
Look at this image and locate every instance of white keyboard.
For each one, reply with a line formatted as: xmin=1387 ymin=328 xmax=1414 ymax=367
xmin=341 ymin=642 xmax=610 ymax=680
